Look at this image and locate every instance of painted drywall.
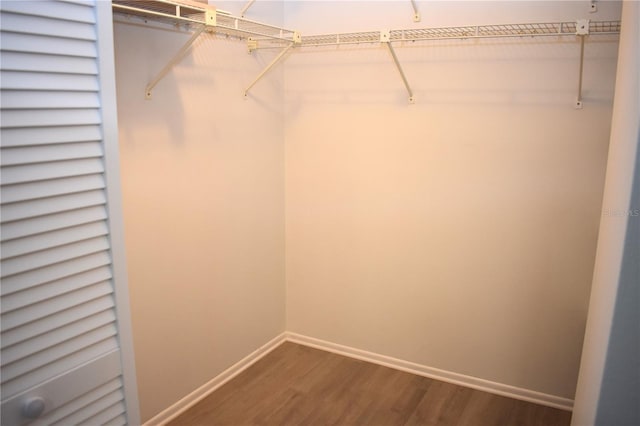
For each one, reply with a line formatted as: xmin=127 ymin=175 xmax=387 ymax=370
xmin=284 ymin=1 xmax=621 ymax=400
xmin=572 ymin=1 xmax=639 ymax=424
xmin=596 ymin=146 xmax=639 ymax=425
xmin=113 ymin=2 xmax=286 ymax=421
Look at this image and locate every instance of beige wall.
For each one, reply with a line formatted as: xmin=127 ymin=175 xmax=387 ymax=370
xmin=114 ymin=3 xmax=285 ymax=421
xmin=284 ymin=1 xmax=621 ymax=400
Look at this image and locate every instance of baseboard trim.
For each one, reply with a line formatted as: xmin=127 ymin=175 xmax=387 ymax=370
xmin=285 ymin=332 xmax=573 ymax=412
xmin=145 ymin=330 xmax=572 ymax=424
xmin=143 ymin=332 xmax=287 ymax=426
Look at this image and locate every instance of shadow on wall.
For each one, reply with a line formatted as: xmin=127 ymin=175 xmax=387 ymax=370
xmin=114 ymin=21 xmax=204 ymax=146
xmin=283 ymin=88 xmax=616 ymax=108
xmin=113 ymin=22 xmax=286 ymax=148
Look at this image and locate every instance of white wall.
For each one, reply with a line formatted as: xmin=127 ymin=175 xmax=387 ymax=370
xmin=284 ymin=1 xmax=621 ymax=401
xmin=113 ymin=2 xmax=286 ymax=421
xmin=572 ymin=1 xmax=639 ymax=424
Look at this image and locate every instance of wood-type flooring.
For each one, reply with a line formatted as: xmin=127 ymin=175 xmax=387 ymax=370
xmin=168 ymin=342 xmax=572 ymax=426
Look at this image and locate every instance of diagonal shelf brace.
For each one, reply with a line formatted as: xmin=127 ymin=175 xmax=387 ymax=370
xmin=576 ymin=35 xmax=586 ymax=109
xmin=575 ymin=19 xmax=589 ymax=109
xmin=145 ymin=25 xmax=207 ymax=99
xmin=240 ymin=0 xmax=256 ymax=17
xmin=244 ymin=34 xmax=299 ymax=97
xmin=381 ymin=31 xmax=415 ymax=104
xmin=409 ymin=0 xmax=421 ymax=22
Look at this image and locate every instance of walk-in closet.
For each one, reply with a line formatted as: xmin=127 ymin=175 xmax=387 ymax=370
xmin=0 ymin=0 xmax=638 ymax=425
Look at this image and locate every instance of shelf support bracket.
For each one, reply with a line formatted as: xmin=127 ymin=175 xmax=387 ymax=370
xmin=240 ymin=0 xmax=256 ymax=17
xmin=381 ymin=31 xmax=415 ymax=104
xmin=244 ymin=33 xmax=300 ymax=97
xmin=145 ymin=25 xmax=207 ymax=99
xmin=576 ymin=35 xmax=585 ymax=109
xmin=409 ymin=0 xmax=421 ymax=22
xmin=575 ymin=19 xmax=589 ymax=109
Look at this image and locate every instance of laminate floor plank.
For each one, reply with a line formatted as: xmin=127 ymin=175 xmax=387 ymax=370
xmin=167 ymin=342 xmax=572 ymax=426
xmin=297 ymin=357 xmax=383 ymax=425
xmin=405 ymin=381 xmax=474 ymax=426
xmin=352 ymin=369 xmax=431 ymax=426
xmin=457 ymin=391 xmax=517 ymax=426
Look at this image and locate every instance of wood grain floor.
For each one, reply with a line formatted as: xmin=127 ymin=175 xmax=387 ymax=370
xmin=167 ymin=342 xmax=572 ymax=426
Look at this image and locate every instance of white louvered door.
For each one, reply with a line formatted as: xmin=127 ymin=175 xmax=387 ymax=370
xmin=1 ymin=1 xmax=139 ymax=425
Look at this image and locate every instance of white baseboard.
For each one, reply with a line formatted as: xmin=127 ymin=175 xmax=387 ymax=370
xmin=143 ymin=332 xmax=287 ymax=426
xmin=285 ymin=332 xmax=574 ymax=412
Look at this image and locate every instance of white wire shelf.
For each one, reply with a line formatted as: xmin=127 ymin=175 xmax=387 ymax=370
xmin=112 ymin=0 xmax=299 ymax=99
xmin=301 ymin=20 xmax=621 ymax=47
xmin=112 ymin=0 xmax=297 ymax=46
xmin=112 ymin=1 xmax=621 ymax=105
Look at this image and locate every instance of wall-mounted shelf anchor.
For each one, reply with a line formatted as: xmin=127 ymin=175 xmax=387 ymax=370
xmin=247 ymin=37 xmax=258 ymax=53
xmin=381 ymin=30 xmax=415 ymax=104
